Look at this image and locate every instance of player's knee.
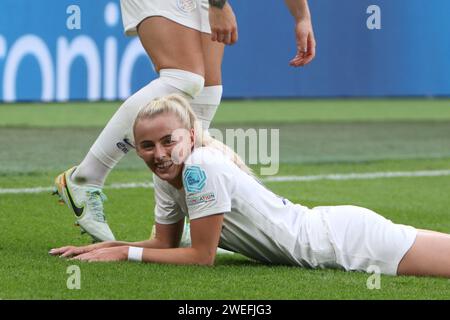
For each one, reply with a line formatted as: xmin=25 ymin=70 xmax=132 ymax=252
xmin=160 ymin=69 xmax=205 ymax=98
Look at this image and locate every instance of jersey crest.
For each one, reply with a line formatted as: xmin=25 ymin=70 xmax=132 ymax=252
xmin=177 ymin=0 xmax=197 ymax=13
xmin=183 ymin=165 xmax=207 ymax=193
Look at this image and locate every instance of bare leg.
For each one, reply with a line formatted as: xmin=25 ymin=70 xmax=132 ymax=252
xmin=200 ymin=32 xmax=225 ymax=86
xmin=138 ymin=17 xmax=205 ymax=75
xmin=397 ymin=230 xmax=450 ymax=277
xmin=187 ymin=33 xmax=225 ymax=129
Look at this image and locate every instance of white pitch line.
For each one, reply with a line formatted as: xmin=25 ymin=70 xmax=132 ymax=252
xmin=0 ymin=182 xmax=155 ymax=195
xmin=262 ymin=169 xmax=450 ymax=182
xmin=107 ymin=182 xmax=154 ymax=190
xmin=1 ymin=169 xmax=450 ymax=195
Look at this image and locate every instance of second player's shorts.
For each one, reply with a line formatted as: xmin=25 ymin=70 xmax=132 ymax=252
xmin=120 ymin=0 xmax=211 ymax=36
xmin=298 ymin=205 xmax=417 ymax=275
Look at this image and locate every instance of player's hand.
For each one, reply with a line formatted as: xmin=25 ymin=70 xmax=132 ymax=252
xmin=49 ymin=245 xmax=94 ymax=258
xmin=70 ymin=246 xmax=128 ymax=262
xmin=209 ymin=3 xmax=238 ymax=45
xmin=289 ymin=18 xmax=316 ymax=67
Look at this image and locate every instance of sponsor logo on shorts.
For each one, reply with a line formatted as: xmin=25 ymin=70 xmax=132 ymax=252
xmin=187 ymin=192 xmax=216 ymax=206
xmin=183 ymin=165 xmax=207 ymax=193
xmin=177 ymin=0 xmax=197 ymax=13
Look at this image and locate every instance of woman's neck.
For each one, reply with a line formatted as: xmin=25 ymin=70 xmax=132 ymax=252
xmin=168 ymin=177 xmax=183 ymax=190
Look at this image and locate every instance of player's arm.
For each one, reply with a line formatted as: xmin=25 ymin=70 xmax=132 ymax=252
xmin=70 ymin=214 xmax=225 ymax=266
xmin=208 ymin=0 xmax=238 ymax=45
xmin=49 ymin=219 xmax=185 ymax=258
xmin=138 ymin=214 xmax=224 ymax=265
xmin=284 ymin=0 xmax=316 ymax=67
xmin=130 ymin=219 xmax=185 ymax=249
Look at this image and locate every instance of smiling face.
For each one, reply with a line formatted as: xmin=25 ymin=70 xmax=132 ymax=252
xmin=134 ymin=112 xmax=194 ymax=189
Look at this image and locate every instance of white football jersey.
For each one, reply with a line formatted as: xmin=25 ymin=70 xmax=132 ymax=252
xmin=153 ymin=147 xmax=418 ymax=274
xmin=153 ymin=146 xmax=315 ymax=265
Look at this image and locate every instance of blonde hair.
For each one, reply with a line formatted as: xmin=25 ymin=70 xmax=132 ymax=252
xmin=133 ymin=94 xmax=254 ymax=177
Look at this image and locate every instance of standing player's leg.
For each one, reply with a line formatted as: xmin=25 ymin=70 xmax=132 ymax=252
xmin=190 ymin=33 xmax=225 ymax=131
xmin=54 ymin=17 xmax=207 ymax=242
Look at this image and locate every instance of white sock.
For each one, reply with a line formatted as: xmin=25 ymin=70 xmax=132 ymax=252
xmin=190 ymin=85 xmax=223 ymax=130
xmin=72 ymin=152 xmax=111 ymax=188
xmin=72 ymin=69 xmax=204 ymax=187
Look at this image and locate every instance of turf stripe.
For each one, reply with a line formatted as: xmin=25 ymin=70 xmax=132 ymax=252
xmin=1 ymin=169 xmax=450 ymax=195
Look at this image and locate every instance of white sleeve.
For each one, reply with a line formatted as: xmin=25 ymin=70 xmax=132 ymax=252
xmin=183 ymin=161 xmax=232 ymax=220
xmin=153 ymin=175 xmax=185 ymax=225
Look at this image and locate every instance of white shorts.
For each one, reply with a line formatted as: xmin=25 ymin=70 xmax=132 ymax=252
xmin=120 ymin=0 xmax=211 ymax=36
xmin=297 ymin=205 xmax=417 ymax=276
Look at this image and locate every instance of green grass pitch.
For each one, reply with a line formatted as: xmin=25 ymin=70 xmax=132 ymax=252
xmin=0 ymin=99 xmax=450 ymax=299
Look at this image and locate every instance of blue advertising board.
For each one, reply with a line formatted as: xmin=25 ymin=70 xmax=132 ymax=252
xmin=0 ymin=0 xmax=449 ymax=101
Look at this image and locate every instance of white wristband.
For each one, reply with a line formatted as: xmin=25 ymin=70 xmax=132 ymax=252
xmin=128 ymin=246 xmax=144 ymax=262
